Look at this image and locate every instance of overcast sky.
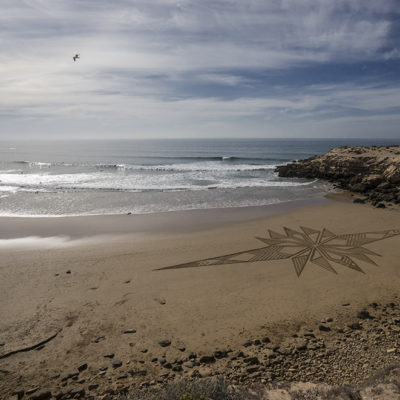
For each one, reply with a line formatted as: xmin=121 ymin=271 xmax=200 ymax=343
xmin=1 ymin=0 xmax=400 ymax=139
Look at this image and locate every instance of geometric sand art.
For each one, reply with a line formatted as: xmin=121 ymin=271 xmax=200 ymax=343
xmin=156 ymin=227 xmax=400 ymax=277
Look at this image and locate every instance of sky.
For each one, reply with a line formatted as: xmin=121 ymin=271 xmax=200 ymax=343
xmin=1 ymin=0 xmax=400 ymax=139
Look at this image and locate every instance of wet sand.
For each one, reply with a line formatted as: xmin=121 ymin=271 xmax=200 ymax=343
xmin=0 ymin=197 xmax=328 ymax=239
xmin=1 ymin=199 xmax=400 ymax=397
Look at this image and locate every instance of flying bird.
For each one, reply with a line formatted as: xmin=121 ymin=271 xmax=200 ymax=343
xmin=73 ymin=54 xmax=80 ymax=62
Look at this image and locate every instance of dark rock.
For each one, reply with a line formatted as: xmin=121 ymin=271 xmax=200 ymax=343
xmin=62 ymin=372 xmax=79 ymax=381
xmin=104 ymin=353 xmax=114 ymax=359
xmin=30 ymin=392 xmax=52 ymax=400
xmin=214 ymin=350 xmax=228 ymax=359
xmin=158 ymin=339 xmax=171 ymax=347
xmin=70 ymin=388 xmax=85 ymax=398
xmin=163 ymin=362 xmax=172 ymax=369
xmin=77 ymin=363 xmax=87 ymax=372
xmin=112 ymin=360 xmax=123 ymax=369
xmin=199 ymin=355 xmax=216 ymax=364
xmin=253 ymin=339 xmax=261 ymax=345
xmin=12 ymin=390 xmax=25 ymax=400
xmin=123 ymin=329 xmax=136 ymax=334
xmin=353 ymin=198 xmax=366 ymax=204
xmin=261 ymin=337 xmax=271 ymax=343
xmin=243 ymin=341 xmax=252 ymax=347
xmin=172 ymin=365 xmax=183 ymax=372
xmin=296 ymin=341 xmax=308 ymax=351
xmin=99 ymin=366 xmax=108 ymax=371
xmin=376 ymin=202 xmax=386 ymax=208
xmin=141 ymin=349 xmax=148 ymax=353
xmin=93 ymin=336 xmax=106 ymax=343
xmin=357 ymin=310 xmax=371 ymax=319
xmin=178 ymin=347 xmax=186 ymax=352
xmin=88 ymin=384 xmax=99 ymax=391
xmin=246 ymin=366 xmax=259 ymax=374
xmin=66 ymin=270 xmax=71 ymax=274
xmin=128 ymin=369 xmax=147 ymax=376
xmin=348 ymin=322 xmax=362 ymax=330
xmin=244 ymin=356 xmax=260 ymax=365
xmin=188 ymin=352 xmax=197 ymax=359
xmin=319 ymin=325 xmax=331 ymax=332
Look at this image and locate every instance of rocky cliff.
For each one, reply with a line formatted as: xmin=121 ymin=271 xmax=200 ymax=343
xmin=276 ymin=145 xmax=400 ymax=206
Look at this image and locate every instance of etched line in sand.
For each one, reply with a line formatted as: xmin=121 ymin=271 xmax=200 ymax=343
xmin=156 ymin=227 xmax=400 ymax=277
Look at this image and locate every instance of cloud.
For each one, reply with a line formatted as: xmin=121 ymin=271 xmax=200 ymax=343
xmin=0 ymin=0 xmax=400 ymax=138
xmin=384 ymin=48 xmax=400 ymax=60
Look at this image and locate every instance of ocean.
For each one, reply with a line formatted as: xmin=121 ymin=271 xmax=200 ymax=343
xmin=0 ymin=138 xmax=399 ymax=217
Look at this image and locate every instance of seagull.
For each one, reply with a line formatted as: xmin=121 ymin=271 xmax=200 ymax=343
xmin=73 ymin=54 xmax=80 ymax=62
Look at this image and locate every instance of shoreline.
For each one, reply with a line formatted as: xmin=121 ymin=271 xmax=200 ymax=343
xmin=0 ymin=195 xmax=331 ymax=240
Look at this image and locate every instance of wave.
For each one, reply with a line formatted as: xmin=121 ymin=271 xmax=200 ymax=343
xmin=96 ymin=162 xmax=281 ymax=172
xmin=13 ymin=156 xmax=288 ymax=168
xmin=0 ymin=169 xmax=23 ymax=173
xmin=14 ymin=161 xmax=52 ymax=168
xmin=0 ymin=169 xmax=316 ymax=193
xmin=94 ymin=155 xmax=289 ymax=162
xmin=0 ymin=185 xmax=19 ymax=193
xmin=13 ymin=161 xmax=74 ymax=167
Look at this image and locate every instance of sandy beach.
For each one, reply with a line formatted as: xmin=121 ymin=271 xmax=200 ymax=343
xmin=1 ymin=198 xmax=400 ymax=398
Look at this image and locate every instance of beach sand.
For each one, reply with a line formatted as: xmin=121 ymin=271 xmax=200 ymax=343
xmin=1 ymin=199 xmax=400 ymax=397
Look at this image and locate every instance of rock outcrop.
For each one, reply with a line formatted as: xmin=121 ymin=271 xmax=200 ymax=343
xmin=276 ymin=145 xmax=400 ymax=206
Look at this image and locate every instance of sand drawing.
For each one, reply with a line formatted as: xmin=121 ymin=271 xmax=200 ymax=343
xmin=156 ymin=227 xmax=400 ymax=277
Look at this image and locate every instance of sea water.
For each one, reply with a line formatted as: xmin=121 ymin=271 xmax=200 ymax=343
xmin=0 ymin=138 xmax=399 ymax=217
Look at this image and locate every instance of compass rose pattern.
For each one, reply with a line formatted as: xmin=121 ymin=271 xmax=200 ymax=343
xmin=156 ymin=227 xmax=400 ymax=277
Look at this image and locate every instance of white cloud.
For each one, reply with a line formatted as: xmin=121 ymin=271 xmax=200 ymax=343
xmin=0 ymin=0 xmax=399 ymax=138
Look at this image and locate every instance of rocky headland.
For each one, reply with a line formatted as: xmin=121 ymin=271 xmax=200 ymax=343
xmin=276 ymin=145 xmax=400 ymax=207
